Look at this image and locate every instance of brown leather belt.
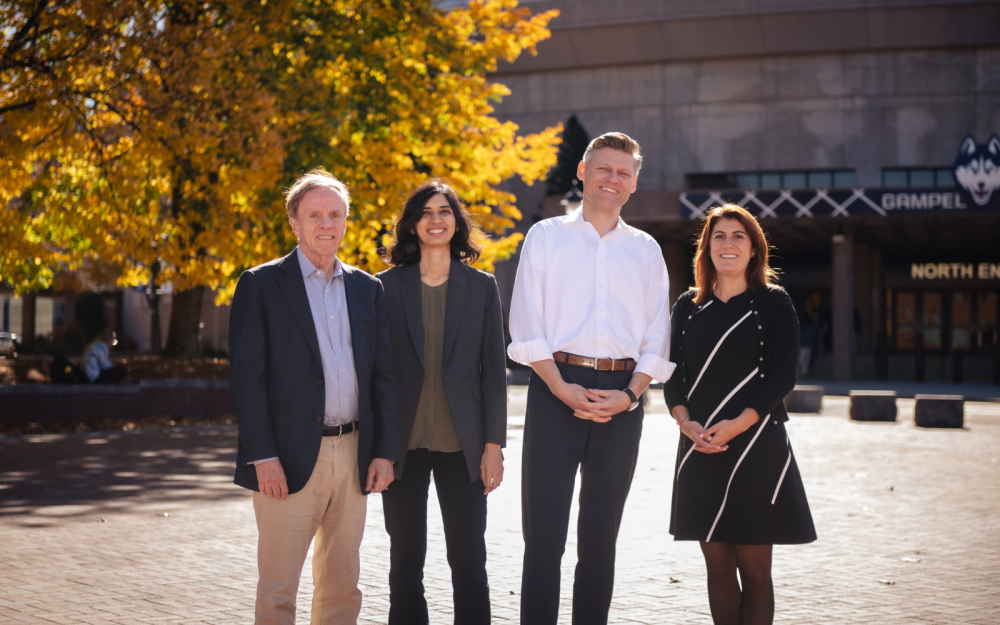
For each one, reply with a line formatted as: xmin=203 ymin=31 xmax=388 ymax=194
xmin=553 ymin=351 xmax=636 ymax=372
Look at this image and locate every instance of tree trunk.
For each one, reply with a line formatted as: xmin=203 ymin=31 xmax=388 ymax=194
xmin=20 ymin=294 xmax=36 ymax=352
xmin=162 ymin=285 xmax=205 ymax=359
xmin=145 ymin=261 xmax=163 ymax=355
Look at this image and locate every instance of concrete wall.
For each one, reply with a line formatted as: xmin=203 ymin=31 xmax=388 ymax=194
xmin=0 ymin=380 xmax=233 ymax=425
xmin=490 ymin=46 xmax=1000 ymax=322
xmin=494 ymin=48 xmax=1000 ymax=197
xmin=503 ymin=1 xmax=1000 ymax=70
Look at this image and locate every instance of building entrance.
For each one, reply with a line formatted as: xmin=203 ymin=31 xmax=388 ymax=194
xmin=885 ymin=289 xmax=999 ymax=383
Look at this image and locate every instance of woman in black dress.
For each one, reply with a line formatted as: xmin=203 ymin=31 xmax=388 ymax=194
xmin=665 ymin=204 xmax=816 ymax=625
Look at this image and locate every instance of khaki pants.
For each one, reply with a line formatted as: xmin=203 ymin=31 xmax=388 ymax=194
xmin=253 ymin=431 xmax=367 ymax=625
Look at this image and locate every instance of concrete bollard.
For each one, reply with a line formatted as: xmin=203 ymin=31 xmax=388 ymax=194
xmin=914 ymin=394 xmax=964 ymax=428
xmin=785 ymin=385 xmax=824 ymax=413
xmin=850 ymin=390 xmax=898 ymax=422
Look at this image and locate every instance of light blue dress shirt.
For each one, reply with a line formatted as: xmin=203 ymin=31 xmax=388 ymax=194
xmin=297 ymin=246 xmax=359 ymax=427
xmin=253 ymin=247 xmax=360 ymax=466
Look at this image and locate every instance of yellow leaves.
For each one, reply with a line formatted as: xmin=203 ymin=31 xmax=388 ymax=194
xmin=1 ymin=0 xmax=559 ymax=301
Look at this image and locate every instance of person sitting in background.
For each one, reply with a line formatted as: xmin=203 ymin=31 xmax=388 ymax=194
xmin=81 ymin=328 xmax=127 ymax=384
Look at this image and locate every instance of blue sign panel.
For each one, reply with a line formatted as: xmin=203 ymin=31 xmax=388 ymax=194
xmin=679 ymin=188 xmax=984 ymax=219
xmin=681 ymin=134 xmax=1000 ymax=219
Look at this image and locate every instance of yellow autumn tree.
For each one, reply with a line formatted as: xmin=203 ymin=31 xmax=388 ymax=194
xmin=271 ymin=0 xmax=561 ymax=273
xmin=1 ymin=0 xmax=286 ymax=356
xmin=0 ymin=0 xmax=560 ymax=357
xmin=0 ymin=0 xmax=141 ymax=292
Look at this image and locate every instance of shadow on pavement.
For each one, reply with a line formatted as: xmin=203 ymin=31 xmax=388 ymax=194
xmin=0 ymin=427 xmax=245 ymax=524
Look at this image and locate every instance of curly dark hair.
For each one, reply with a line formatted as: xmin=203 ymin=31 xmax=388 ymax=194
xmin=385 ymin=180 xmax=482 ymax=267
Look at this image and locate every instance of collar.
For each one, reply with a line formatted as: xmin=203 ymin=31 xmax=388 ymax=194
xmin=296 ymin=245 xmax=343 ymax=281
xmin=565 ymin=206 xmax=628 ymax=234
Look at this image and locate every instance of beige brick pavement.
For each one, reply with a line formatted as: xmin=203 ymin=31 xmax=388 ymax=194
xmin=1 ymin=390 xmax=998 ymax=624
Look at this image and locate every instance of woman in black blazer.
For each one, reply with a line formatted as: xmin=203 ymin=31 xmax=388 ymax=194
xmin=377 ymin=180 xmax=507 ymax=625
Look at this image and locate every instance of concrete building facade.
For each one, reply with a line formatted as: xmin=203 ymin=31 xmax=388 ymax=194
xmin=491 ymin=0 xmax=1000 ymax=382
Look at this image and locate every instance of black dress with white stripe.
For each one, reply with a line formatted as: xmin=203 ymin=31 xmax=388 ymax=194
xmin=665 ymin=287 xmax=816 ymax=545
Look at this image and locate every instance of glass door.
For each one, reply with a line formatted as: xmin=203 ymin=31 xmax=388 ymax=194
xmin=978 ymin=292 xmax=998 ymax=350
xmin=896 ymin=291 xmax=916 ymax=349
xmin=951 ymin=292 xmax=971 ymax=350
xmin=922 ymin=292 xmax=942 ymax=350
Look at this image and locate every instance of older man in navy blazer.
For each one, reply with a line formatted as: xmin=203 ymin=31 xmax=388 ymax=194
xmin=229 ymin=169 xmax=400 ymax=625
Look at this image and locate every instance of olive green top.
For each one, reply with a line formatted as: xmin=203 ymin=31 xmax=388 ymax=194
xmin=408 ymin=280 xmax=462 ymax=452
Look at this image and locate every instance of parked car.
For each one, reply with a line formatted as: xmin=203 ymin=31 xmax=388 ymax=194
xmin=0 ymin=332 xmax=17 ymax=358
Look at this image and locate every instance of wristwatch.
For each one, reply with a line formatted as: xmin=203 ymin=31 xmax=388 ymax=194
xmin=623 ymin=388 xmax=640 ymax=412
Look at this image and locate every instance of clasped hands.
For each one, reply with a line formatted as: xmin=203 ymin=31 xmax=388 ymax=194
xmin=256 ymin=457 xmax=395 ymax=499
xmin=556 ymin=382 xmax=632 ymax=423
xmin=674 ymin=406 xmax=760 ymax=454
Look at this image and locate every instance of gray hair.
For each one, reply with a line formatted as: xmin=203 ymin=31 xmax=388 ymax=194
xmin=285 ymin=169 xmax=351 ymax=219
xmin=582 ymin=132 xmax=643 ymax=173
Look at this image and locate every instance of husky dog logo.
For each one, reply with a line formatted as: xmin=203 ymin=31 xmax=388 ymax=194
xmin=953 ymin=135 xmax=1000 ymax=206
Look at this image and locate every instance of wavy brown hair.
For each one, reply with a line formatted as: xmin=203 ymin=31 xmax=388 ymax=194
xmin=692 ymin=204 xmax=779 ymax=305
xmin=384 ymin=180 xmax=482 ymax=267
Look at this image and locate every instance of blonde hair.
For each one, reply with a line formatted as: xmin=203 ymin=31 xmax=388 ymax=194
xmin=582 ymin=132 xmax=643 ymax=172
xmin=285 ymin=169 xmax=351 ymax=219
xmin=692 ymin=204 xmax=780 ymax=305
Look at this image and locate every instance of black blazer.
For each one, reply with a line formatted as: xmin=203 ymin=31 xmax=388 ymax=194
xmin=377 ymin=261 xmax=507 ymax=482
xmin=664 ymin=286 xmax=798 ymax=424
xmin=229 ymin=249 xmax=400 ymax=495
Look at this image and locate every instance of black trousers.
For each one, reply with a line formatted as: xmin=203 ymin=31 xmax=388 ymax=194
xmin=520 ymin=362 xmax=644 ymax=625
xmin=382 ymin=448 xmax=490 ymax=625
xmin=94 ymin=365 xmax=127 ymax=384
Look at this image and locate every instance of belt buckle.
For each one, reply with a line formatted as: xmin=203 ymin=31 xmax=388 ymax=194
xmin=590 ymin=357 xmax=600 ymax=370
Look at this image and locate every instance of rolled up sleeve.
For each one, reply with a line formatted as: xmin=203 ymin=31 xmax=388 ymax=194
xmin=507 ymin=338 xmax=553 ymax=366
xmin=636 ymin=353 xmax=675 ymax=383
xmin=507 ymin=227 xmax=554 ymax=365
xmin=634 ymin=246 xmax=675 ymax=383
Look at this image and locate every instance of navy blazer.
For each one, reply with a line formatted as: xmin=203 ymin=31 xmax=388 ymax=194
xmin=229 ymin=249 xmax=400 ymax=495
xmin=378 ymin=261 xmax=507 ymax=482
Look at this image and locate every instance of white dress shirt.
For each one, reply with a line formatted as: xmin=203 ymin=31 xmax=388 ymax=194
xmin=507 ymin=207 xmax=675 ymax=383
xmin=254 ymin=246 xmax=359 ymax=465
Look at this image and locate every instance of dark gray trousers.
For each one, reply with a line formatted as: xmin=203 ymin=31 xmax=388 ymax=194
xmin=520 ymin=362 xmax=644 ymax=625
xmin=383 ymin=449 xmax=490 ymax=625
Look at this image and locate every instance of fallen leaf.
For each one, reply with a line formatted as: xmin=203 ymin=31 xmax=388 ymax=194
xmin=669 ymin=577 xmax=681 ymax=584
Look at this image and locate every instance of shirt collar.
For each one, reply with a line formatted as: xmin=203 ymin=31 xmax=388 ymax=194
xmin=296 ymin=245 xmax=342 ymax=281
xmin=565 ymin=206 xmax=628 ymax=234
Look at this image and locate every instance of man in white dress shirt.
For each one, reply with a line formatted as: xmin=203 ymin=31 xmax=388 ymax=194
xmin=507 ymin=133 xmax=675 ymax=625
